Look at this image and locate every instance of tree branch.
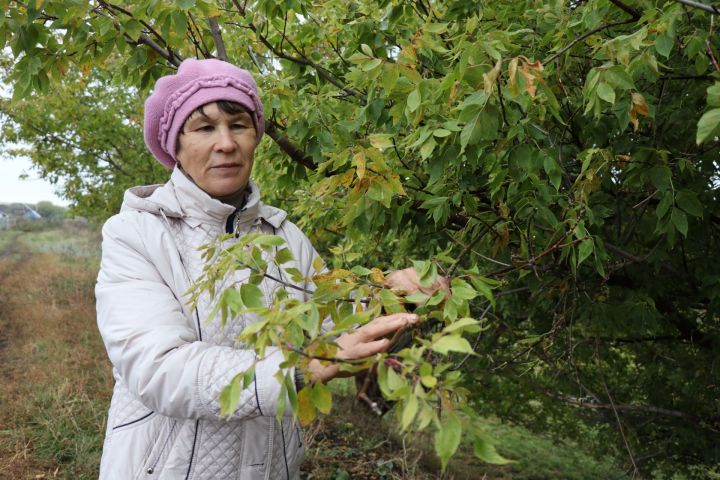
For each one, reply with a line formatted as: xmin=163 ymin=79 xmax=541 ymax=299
xmin=264 ymin=121 xmax=317 ymax=170
xmin=608 ymin=0 xmax=642 ymax=20
xmin=208 ymin=16 xmax=228 ymax=61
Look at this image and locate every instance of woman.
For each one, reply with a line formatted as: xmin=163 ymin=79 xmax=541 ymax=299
xmin=95 ymin=58 xmax=418 ymax=479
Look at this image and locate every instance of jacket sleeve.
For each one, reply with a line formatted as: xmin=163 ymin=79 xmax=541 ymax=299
xmin=96 ymin=213 xmax=291 ymax=421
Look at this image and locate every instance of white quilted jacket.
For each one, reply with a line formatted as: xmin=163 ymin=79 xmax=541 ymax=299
xmin=96 ymin=168 xmax=320 ymax=479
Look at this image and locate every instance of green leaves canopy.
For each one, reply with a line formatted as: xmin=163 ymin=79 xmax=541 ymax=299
xmin=2 ymin=0 xmax=720 ymax=475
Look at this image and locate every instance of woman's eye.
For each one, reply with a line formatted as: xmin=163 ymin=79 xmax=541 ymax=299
xmin=195 ymin=125 xmax=214 ymax=132
xmin=231 ymin=123 xmax=248 ymax=130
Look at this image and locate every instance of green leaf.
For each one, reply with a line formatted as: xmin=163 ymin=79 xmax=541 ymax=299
xmin=311 ymin=381 xmax=332 ymax=414
xmin=648 ymin=165 xmax=672 ymax=191
xmin=362 ymin=58 xmax=382 ymax=72
xmin=432 ymin=334 xmax=474 ymax=354
xmin=474 ymin=436 xmax=511 ymax=464
xmin=460 ymin=112 xmax=482 ymax=149
xmin=450 ymin=278 xmax=478 ymax=300
xmin=369 ymin=133 xmax=393 ymax=149
xmin=707 ymin=82 xmax=720 ymax=107
xmin=675 ymin=190 xmax=703 ymax=217
xmin=696 ymin=108 xmax=720 ymax=144
xmin=577 ymin=238 xmax=594 ymax=267
xmin=407 ymin=88 xmax=421 ymax=112
xmin=435 ymin=412 xmax=462 ymax=470
xmin=405 ymin=292 xmax=431 ymax=304
xmin=655 ymin=32 xmax=673 ymax=58
xmin=401 ymin=395 xmax=418 ymax=431
xmin=177 ymin=0 xmax=196 ymax=8
xmin=219 ymin=374 xmax=242 ymax=417
xmin=443 ymin=317 xmax=480 ymax=333
xmin=671 ymin=208 xmax=688 ymax=237
xmin=240 ymin=283 xmax=264 ymax=309
xmin=275 ymin=248 xmax=294 ymax=265
xmin=656 ymin=192 xmax=672 ymax=219
xmin=596 ymin=82 xmax=615 ymax=104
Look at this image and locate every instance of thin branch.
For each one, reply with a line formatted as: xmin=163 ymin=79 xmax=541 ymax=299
xmin=447 ymin=220 xmax=500 ymax=277
xmin=543 ymin=19 xmax=635 ymax=66
xmin=673 ymin=0 xmax=720 ymax=14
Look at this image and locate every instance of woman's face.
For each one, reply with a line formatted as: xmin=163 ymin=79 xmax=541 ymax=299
xmin=176 ymin=102 xmax=257 ymax=197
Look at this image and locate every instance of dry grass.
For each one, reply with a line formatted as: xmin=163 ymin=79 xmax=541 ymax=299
xmin=0 ymin=237 xmax=113 ymax=480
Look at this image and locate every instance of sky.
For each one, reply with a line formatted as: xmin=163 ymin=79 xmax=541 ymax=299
xmin=0 ymin=155 xmax=68 ymax=206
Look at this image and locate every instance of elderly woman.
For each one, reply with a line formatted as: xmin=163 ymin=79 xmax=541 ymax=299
xmin=95 ymin=59 xmax=419 ymax=480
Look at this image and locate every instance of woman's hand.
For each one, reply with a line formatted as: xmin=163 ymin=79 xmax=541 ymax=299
xmin=307 ymin=312 xmax=418 ymax=384
xmin=384 ymin=267 xmax=450 ymax=297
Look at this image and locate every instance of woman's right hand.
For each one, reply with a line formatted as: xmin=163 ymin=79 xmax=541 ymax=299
xmin=306 ymin=312 xmax=418 ymax=384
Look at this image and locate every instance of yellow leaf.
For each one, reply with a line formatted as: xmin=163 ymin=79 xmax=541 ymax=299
xmin=483 ymin=57 xmax=502 ymax=96
xmin=355 ymin=151 xmax=366 ymax=179
xmin=507 ymin=57 xmax=519 ymax=94
xmin=369 ymin=267 xmax=385 ymax=284
xmin=629 ymin=92 xmax=650 ymax=132
xmin=297 ymin=387 xmax=316 ymax=426
xmin=312 ymin=256 xmax=324 ymax=274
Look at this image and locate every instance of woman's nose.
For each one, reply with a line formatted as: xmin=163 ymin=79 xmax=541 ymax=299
xmin=213 ymin=126 xmax=236 ymax=151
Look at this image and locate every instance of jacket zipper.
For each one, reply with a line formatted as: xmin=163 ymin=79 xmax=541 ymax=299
xmin=184 ymin=419 xmax=200 ymax=480
xmin=145 ymin=420 xmax=177 ymax=475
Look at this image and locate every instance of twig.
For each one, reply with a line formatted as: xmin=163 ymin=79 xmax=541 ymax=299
xmin=543 ymin=19 xmax=635 ymax=66
xmin=673 ymin=0 xmax=720 ymax=15
xmin=447 ymin=220 xmax=500 ymax=277
xmin=595 ymin=341 xmax=640 ymax=476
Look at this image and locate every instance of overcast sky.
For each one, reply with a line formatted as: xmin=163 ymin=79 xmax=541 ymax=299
xmin=0 ymin=155 xmax=68 ymax=206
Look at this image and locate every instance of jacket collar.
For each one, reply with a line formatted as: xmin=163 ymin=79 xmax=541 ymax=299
xmin=121 ymin=167 xmax=287 ymax=229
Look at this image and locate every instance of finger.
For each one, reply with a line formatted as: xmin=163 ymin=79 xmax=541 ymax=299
xmin=360 ymin=313 xmax=418 ymax=340
xmin=352 ymin=338 xmax=392 ymax=358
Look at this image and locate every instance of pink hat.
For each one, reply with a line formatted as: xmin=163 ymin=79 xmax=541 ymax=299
xmin=144 ymin=58 xmax=265 ymax=168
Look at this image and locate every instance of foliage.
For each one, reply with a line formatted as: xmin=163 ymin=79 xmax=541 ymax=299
xmin=2 ymin=0 xmax=720 ymax=475
xmin=188 ymin=232 xmax=507 ymax=469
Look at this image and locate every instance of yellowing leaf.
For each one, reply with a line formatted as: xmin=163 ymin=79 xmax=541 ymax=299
xmin=370 ymin=267 xmax=385 ymax=284
xmin=354 ymin=151 xmax=366 ymax=179
xmin=311 ymin=381 xmax=332 ymax=414
xmin=297 ymin=386 xmax=317 ymax=425
xmin=312 ymin=256 xmax=325 ymax=274
xmin=483 ymin=57 xmax=502 ymax=96
xmin=629 ymin=92 xmax=649 ymax=131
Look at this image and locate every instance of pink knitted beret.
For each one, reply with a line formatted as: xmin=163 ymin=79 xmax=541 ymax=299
xmin=144 ymin=58 xmax=265 ymax=168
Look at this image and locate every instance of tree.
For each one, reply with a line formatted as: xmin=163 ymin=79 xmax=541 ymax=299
xmin=35 ymin=200 xmax=66 ymax=222
xmin=1 ymin=0 xmax=719 ymax=475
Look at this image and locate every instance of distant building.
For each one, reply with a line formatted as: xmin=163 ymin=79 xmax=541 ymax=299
xmin=23 ymin=206 xmax=42 ymax=220
xmin=0 ymin=211 xmax=9 ymax=229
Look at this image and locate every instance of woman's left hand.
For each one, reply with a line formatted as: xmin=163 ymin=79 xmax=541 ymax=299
xmin=306 ymin=312 xmax=418 ymax=384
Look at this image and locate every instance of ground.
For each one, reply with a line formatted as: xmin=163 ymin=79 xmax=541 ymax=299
xmin=0 ymin=225 xmax=628 ymax=479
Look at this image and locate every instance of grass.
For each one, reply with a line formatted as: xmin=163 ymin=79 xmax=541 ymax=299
xmin=0 ymin=225 xmax=629 ymax=479
xmin=0 ymin=227 xmax=111 ymax=479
